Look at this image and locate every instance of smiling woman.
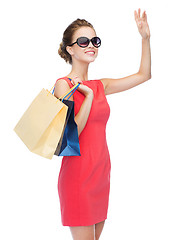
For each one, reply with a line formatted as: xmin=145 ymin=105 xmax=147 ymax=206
xmin=54 ymin=11 xmax=151 ymax=240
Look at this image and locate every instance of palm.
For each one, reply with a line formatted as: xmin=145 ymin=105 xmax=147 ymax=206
xmin=134 ymin=8 xmax=150 ymax=39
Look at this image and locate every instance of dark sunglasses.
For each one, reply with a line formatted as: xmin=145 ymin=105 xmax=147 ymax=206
xmin=68 ymin=36 xmax=101 ymax=48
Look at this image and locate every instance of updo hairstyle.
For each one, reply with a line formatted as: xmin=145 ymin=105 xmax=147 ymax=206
xmin=58 ymin=19 xmax=94 ymax=64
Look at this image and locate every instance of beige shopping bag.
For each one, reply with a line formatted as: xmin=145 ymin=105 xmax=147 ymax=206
xmin=14 ymin=83 xmax=79 ymax=159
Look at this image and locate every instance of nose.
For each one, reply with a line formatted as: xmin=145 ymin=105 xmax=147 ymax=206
xmin=88 ymin=40 xmax=95 ymax=48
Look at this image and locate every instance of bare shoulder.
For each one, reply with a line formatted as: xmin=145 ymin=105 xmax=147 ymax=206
xmin=54 ymin=78 xmax=73 ymax=100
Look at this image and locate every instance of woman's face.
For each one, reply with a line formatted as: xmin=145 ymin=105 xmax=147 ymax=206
xmin=67 ymin=27 xmax=99 ymax=64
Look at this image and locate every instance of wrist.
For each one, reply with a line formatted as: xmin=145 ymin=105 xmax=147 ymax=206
xmin=85 ymin=91 xmax=94 ymax=100
xmin=142 ymin=36 xmax=150 ymax=41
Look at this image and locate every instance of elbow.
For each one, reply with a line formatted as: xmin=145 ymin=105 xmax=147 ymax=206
xmin=138 ymin=71 xmax=152 ymax=82
xmin=147 ymin=73 xmax=152 ymax=81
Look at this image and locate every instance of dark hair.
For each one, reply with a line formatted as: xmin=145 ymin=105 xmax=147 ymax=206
xmin=58 ymin=19 xmax=94 ymax=64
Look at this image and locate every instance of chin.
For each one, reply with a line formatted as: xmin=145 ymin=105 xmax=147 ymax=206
xmin=73 ymin=54 xmax=98 ymax=64
xmin=84 ymin=55 xmax=97 ymax=64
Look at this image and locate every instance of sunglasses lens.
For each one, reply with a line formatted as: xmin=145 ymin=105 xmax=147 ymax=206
xmin=92 ymin=37 xmax=101 ymax=48
xmin=77 ymin=37 xmax=89 ymax=47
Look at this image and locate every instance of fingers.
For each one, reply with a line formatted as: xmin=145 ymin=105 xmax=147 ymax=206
xmin=134 ymin=8 xmax=140 ymax=20
xmin=134 ymin=8 xmax=147 ymax=22
xmin=138 ymin=8 xmax=141 ymax=18
xmin=142 ymin=10 xmax=147 ymax=22
xmin=142 ymin=10 xmax=145 ymax=18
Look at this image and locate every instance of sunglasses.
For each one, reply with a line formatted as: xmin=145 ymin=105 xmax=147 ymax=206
xmin=68 ymin=36 xmax=101 ymax=48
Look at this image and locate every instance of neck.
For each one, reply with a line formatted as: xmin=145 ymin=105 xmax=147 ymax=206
xmin=67 ymin=60 xmax=89 ymax=81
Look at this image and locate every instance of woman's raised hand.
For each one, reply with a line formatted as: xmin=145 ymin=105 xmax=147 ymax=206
xmin=134 ymin=8 xmax=151 ymax=39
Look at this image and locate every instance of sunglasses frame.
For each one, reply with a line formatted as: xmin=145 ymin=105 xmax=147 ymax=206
xmin=68 ymin=36 xmax=101 ymax=48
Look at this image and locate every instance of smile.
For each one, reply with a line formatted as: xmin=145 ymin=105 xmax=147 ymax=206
xmin=85 ymin=51 xmax=95 ymax=55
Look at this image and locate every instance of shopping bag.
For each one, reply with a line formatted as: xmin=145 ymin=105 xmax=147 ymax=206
xmin=53 ymin=82 xmax=80 ymax=156
xmin=54 ymin=99 xmax=80 ymax=156
xmin=14 ymin=83 xmax=80 ymax=159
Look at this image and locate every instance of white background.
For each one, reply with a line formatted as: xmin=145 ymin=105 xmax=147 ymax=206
xmin=1 ymin=0 xmax=182 ymax=239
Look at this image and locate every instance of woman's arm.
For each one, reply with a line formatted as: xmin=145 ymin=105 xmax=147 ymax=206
xmin=54 ymin=79 xmax=93 ymax=136
xmin=74 ymin=92 xmax=93 ymax=136
xmin=101 ymin=8 xmax=151 ymax=95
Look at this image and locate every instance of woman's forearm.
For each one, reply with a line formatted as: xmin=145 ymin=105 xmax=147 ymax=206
xmin=75 ymin=93 xmax=93 ymax=136
xmin=139 ymin=37 xmax=151 ymax=78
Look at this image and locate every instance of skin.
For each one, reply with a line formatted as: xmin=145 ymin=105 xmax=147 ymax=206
xmin=54 ymin=8 xmax=151 ymax=240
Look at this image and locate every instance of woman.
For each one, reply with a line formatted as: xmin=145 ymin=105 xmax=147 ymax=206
xmin=54 ymin=8 xmax=151 ymax=240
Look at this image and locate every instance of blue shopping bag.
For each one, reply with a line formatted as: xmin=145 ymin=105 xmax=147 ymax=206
xmin=54 ymin=83 xmax=81 ymax=156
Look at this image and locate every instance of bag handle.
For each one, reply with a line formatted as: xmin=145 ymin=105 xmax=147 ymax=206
xmin=51 ymin=77 xmax=73 ymax=94
xmin=60 ymin=83 xmax=80 ymax=101
xmin=49 ymin=82 xmax=80 ymax=102
xmin=50 ymin=77 xmax=79 ymax=101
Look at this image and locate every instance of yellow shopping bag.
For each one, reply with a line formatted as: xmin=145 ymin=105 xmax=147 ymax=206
xmin=14 ymin=83 xmax=79 ymax=159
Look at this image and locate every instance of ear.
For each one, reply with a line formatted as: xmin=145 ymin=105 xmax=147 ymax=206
xmin=66 ymin=46 xmax=74 ymax=56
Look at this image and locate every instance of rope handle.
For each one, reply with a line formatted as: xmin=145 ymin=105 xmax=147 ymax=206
xmin=60 ymin=83 xmax=80 ymax=101
xmin=49 ymin=80 xmax=80 ymax=102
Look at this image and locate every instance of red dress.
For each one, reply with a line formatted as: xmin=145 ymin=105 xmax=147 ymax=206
xmin=57 ymin=77 xmax=111 ymax=226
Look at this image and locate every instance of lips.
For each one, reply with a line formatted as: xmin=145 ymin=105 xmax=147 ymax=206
xmin=85 ymin=50 xmax=95 ymax=55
